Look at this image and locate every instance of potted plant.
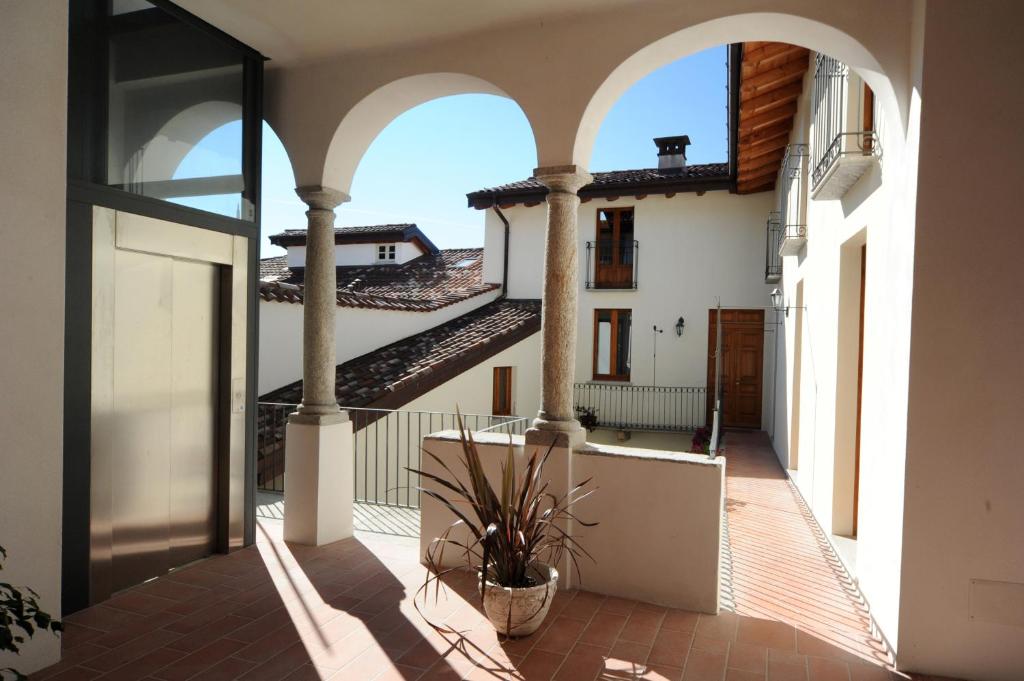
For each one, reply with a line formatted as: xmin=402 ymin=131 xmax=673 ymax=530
xmin=411 ymin=417 xmax=596 ymax=637
xmin=1 ymin=546 xmax=63 ymax=681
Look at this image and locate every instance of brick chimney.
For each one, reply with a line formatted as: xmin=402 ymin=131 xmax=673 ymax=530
xmin=654 ymin=135 xmax=691 ymax=172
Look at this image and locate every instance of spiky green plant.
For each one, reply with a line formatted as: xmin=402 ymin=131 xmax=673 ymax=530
xmin=409 ymin=413 xmax=596 ymax=632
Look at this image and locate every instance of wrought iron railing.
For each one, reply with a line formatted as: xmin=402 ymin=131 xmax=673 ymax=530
xmin=779 ymin=143 xmax=807 ymax=229
xmin=585 ymin=240 xmax=639 ymax=290
xmin=765 ymin=211 xmax=782 ymax=282
xmin=811 ymin=53 xmax=847 ymax=187
xmin=811 ymin=55 xmax=879 ymax=189
xmin=256 ymin=402 xmax=526 ymax=507
xmin=573 ymin=383 xmax=707 ymax=433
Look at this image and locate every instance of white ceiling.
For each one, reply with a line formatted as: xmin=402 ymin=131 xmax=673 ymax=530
xmin=176 ymin=0 xmax=641 ymax=65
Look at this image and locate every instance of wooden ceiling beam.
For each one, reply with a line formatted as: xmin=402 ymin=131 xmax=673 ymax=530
xmin=740 ymin=81 xmax=805 ymax=116
xmin=739 ymin=150 xmax=785 ymax=174
xmin=743 ymin=42 xmax=805 ymax=65
xmin=739 ymin=162 xmax=782 ymax=184
xmin=738 ymin=139 xmax=789 ymax=165
xmin=738 ymin=121 xmax=792 ymax=144
xmin=738 ymin=102 xmax=798 ymax=133
xmin=737 ymin=177 xmax=776 ymax=194
xmin=741 ymin=59 xmax=807 ymax=95
xmin=743 ymin=49 xmax=808 ymax=76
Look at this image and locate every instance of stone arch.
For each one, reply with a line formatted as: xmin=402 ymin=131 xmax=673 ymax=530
xmin=573 ymin=13 xmax=902 ymax=169
xmin=320 ymin=73 xmax=537 ymax=194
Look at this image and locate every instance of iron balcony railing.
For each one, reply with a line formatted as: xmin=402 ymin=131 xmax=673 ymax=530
xmin=585 ymin=240 xmax=639 ymax=290
xmin=573 ymin=383 xmax=707 ymax=433
xmin=256 ymin=403 xmax=527 ymax=506
xmin=811 ymin=54 xmax=879 ymax=189
xmin=764 ymin=211 xmax=782 ymax=283
xmin=779 ymin=143 xmax=808 ymax=229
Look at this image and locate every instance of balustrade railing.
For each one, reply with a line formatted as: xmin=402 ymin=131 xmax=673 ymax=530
xmin=573 ymin=383 xmax=707 ymax=433
xmin=585 ymin=240 xmax=639 ymax=290
xmin=256 ymin=402 xmax=526 ymax=507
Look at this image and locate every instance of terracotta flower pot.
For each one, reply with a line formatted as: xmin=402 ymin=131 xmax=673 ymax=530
xmin=477 ymin=563 xmax=558 ymax=637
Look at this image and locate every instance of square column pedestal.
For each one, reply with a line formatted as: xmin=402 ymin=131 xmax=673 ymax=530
xmin=283 ymin=415 xmax=354 ymax=546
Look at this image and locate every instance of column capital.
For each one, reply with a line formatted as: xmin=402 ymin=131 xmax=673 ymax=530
xmin=295 ymin=185 xmax=351 ymax=211
xmin=533 ymin=165 xmax=592 ymax=194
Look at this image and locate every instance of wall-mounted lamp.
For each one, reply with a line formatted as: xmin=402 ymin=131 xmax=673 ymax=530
xmin=675 ymin=316 xmax=685 ymax=336
xmin=770 ymin=288 xmax=788 ymax=317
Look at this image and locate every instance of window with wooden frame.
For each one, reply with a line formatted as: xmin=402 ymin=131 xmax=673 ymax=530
xmin=595 ymin=207 xmax=635 ymax=288
xmin=593 ymin=309 xmax=631 ymax=381
xmin=377 ymin=244 xmax=396 ymax=261
xmin=862 ymin=83 xmax=875 ymax=153
xmin=492 ymin=367 xmax=513 ymax=416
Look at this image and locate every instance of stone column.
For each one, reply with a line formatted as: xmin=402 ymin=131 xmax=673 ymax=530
xmin=292 ymin=185 xmax=349 ymax=423
xmin=284 ymin=185 xmax=354 ymax=546
xmin=528 ymin=165 xmax=592 ymax=449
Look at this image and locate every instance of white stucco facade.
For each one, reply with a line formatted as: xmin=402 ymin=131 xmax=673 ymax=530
xmin=483 ymin=188 xmax=775 ymax=426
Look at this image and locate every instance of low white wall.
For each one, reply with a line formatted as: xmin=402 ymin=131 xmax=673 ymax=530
xmin=258 ymin=289 xmax=501 ymax=395
xmin=0 ymin=0 xmax=68 ymax=673
xmin=419 ymin=432 xmax=723 ymax=614
xmin=284 ymin=241 xmax=422 ymax=268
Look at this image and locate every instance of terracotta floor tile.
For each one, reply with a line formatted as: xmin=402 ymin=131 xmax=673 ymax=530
xmin=608 ymin=640 xmax=651 ymax=665
xmin=579 ymin=612 xmax=627 ymax=648
xmin=534 ymin=616 xmax=587 ymax=655
xmin=767 ymin=659 xmax=808 ymax=681
xmin=662 ymin=610 xmax=700 ymax=634
xmin=152 ymin=638 xmax=247 ymax=681
xmin=100 ymin=647 xmax=189 ymax=681
xmin=80 ymin=628 xmax=182 ymax=673
xmin=554 ymin=643 xmax=607 ymax=681
xmin=618 ymin=610 xmax=663 ymax=646
xmin=560 ymin=592 xmax=605 ymax=622
xmin=726 ymin=670 xmax=765 ymax=681
xmin=599 ymin=597 xmax=637 ymax=617
xmin=807 ymin=657 xmax=850 ymax=681
xmin=691 ymin=638 xmax=730 ymax=655
xmin=728 ymin=643 xmax=767 ymax=674
xmin=695 ymin=613 xmax=738 ymax=643
xmin=736 ymin=619 xmax=795 ymax=653
xmin=682 ymin=647 xmax=727 ymax=681
xmin=518 ymin=649 xmax=566 ymax=681
xmin=648 ymin=628 xmax=692 ymax=668
xmin=189 ymin=656 xmax=257 ymax=681
xmin=642 ymin=664 xmax=685 ymax=681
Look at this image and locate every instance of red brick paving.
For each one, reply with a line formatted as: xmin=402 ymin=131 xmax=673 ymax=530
xmin=35 ymin=432 xmax=960 ymax=681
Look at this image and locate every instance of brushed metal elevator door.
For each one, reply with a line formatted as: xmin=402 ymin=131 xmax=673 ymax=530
xmin=110 ymin=250 xmax=218 ymax=592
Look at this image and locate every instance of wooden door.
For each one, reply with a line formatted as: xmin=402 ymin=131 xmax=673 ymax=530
xmin=595 ymin=208 xmax=634 ymax=288
xmin=492 ymin=366 xmax=513 ymax=416
xmin=707 ymin=309 xmax=765 ymax=429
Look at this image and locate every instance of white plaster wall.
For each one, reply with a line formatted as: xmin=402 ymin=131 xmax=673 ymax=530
xmin=894 ymin=3 xmax=1024 ymax=678
xmin=0 ymin=0 xmax=68 ymax=673
xmin=766 ymin=45 xmax=920 ymax=654
xmin=258 ymin=289 xmax=501 ymax=395
xmin=487 ymin=190 xmax=775 ymax=427
xmin=283 ymin=241 xmax=423 ymax=269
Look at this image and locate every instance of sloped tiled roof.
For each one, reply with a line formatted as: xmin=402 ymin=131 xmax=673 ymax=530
xmin=268 ymin=224 xmax=439 ymax=253
xmin=258 ymin=248 xmax=498 ymax=312
xmin=260 ymin=298 xmax=541 ymax=409
xmin=467 ymin=163 xmax=731 ymax=208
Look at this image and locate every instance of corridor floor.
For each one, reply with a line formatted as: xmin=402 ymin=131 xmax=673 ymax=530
xmin=38 ymin=432 xmax=960 ymax=681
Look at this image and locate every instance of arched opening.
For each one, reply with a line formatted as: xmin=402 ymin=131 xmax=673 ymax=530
xmin=321 ymin=73 xmax=538 ymax=195
xmin=575 ymin=13 xmax=899 ymax=168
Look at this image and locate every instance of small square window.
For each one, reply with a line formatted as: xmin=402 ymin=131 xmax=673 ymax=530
xmin=377 ymin=244 xmax=396 ymax=261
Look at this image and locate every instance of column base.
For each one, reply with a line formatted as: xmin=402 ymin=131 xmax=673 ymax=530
xmin=526 ymin=417 xmax=586 ymax=449
xmin=283 ymin=418 xmax=354 ymax=546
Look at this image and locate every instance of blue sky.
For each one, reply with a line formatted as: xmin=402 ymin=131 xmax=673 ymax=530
xmin=187 ymin=46 xmax=728 ymax=257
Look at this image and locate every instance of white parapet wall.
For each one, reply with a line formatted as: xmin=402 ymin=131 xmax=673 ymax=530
xmin=419 ymin=431 xmax=724 ymax=614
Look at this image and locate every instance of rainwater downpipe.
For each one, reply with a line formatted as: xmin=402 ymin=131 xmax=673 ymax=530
xmin=492 ymin=203 xmax=510 ymax=299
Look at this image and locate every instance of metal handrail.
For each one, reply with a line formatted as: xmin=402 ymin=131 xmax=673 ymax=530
xmin=764 ymin=211 xmax=782 ymax=282
xmin=573 ymin=383 xmax=707 ymax=432
xmin=585 ymin=240 xmax=639 ymax=290
xmin=255 ymin=403 xmax=527 ymax=507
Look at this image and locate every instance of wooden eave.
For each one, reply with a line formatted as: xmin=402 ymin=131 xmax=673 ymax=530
xmin=735 ymin=42 xmax=810 ymax=194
